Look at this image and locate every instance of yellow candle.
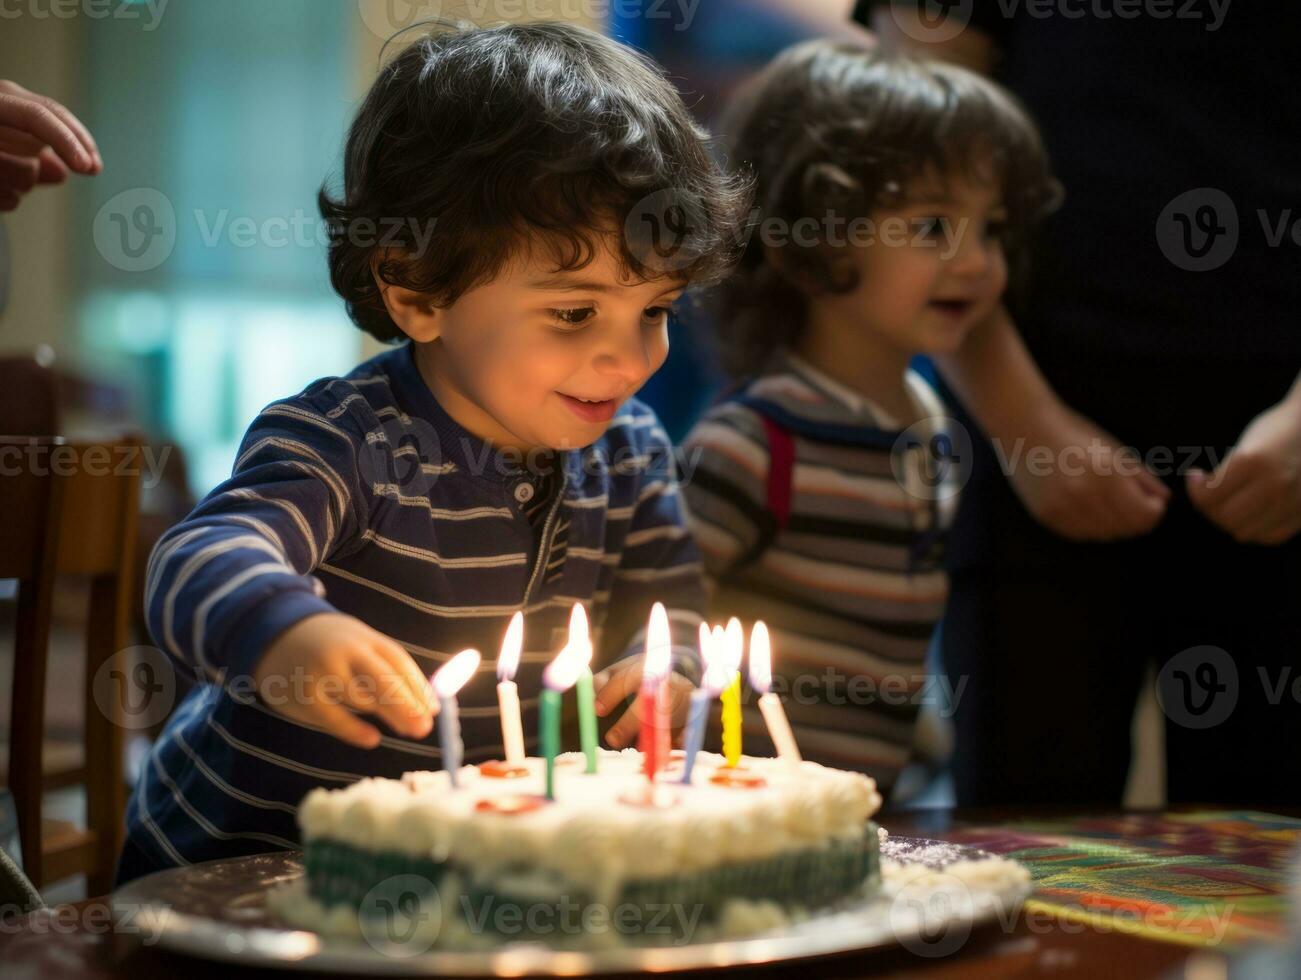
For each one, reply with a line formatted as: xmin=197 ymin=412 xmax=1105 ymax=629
xmin=719 ymin=617 xmax=744 ymax=767
xmin=721 ymin=672 xmax=742 ymax=767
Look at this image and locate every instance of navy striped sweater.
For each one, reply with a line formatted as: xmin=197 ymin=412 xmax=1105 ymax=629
xmin=121 ymin=341 xmax=705 ymax=879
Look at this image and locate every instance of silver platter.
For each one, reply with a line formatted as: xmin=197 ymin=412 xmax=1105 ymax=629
xmin=111 ymin=837 xmax=1030 ymax=975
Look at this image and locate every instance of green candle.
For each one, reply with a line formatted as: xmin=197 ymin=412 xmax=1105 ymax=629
xmin=576 ymin=667 xmax=598 ymax=773
xmin=541 ymin=687 xmax=561 ymax=801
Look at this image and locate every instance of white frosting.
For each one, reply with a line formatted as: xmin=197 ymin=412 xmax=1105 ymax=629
xmin=300 ymin=749 xmax=881 ymax=901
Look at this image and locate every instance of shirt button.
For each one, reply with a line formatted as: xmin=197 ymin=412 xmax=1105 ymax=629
xmin=513 ymin=482 xmax=535 ymax=504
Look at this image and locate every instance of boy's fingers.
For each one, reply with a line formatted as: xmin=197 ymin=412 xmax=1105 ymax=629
xmin=351 ymin=649 xmax=433 ymax=739
xmin=315 ymin=702 xmax=381 ymax=750
xmin=593 ymin=661 xmax=642 ymax=716
xmin=603 ymin=701 xmax=643 ymax=749
xmin=373 ymin=638 xmax=438 ymax=715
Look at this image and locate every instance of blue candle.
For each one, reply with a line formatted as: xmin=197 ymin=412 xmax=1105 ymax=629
xmin=681 ymin=622 xmax=728 ymax=785
xmin=431 ymin=648 xmax=481 ymax=789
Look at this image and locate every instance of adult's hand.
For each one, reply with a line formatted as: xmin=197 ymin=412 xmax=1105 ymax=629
xmin=0 ymin=80 xmax=101 ymax=212
xmin=1187 ymin=387 xmax=1301 ymax=545
xmin=1004 ymin=405 xmax=1170 ymax=541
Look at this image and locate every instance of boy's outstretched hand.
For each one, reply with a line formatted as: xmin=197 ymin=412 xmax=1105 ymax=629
xmin=252 ymin=612 xmax=436 ymax=749
xmin=592 ymin=659 xmax=695 ymax=750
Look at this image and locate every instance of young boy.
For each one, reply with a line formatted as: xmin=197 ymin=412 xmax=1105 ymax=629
xmin=116 ymin=21 xmax=750 ymax=886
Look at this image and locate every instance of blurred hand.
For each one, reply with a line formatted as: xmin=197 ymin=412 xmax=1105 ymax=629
xmin=1187 ymin=391 xmax=1301 ymax=545
xmin=1006 ymin=407 xmax=1170 ymax=541
xmin=0 ymin=79 xmax=102 ymax=211
xmin=592 ymin=659 xmax=695 ymax=749
xmin=253 ymin=612 xmax=437 ymax=749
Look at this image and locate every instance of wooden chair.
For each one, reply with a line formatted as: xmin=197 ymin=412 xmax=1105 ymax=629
xmin=0 ymin=435 xmax=141 ymax=895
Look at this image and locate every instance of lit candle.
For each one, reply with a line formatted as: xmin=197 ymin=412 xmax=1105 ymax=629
xmin=637 ymin=602 xmax=672 ymax=783
xmin=749 ymin=621 xmax=801 ymax=766
xmin=431 ymin=648 xmax=482 ymax=788
xmin=540 ymin=635 xmax=588 ymax=801
xmin=681 ymin=622 xmax=728 ymax=784
xmin=569 ymin=603 xmax=599 ymax=774
xmin=720 ymin=617 xmax=744 ymax=768
xmin=496 ymin=611 xmax=526 ymax=767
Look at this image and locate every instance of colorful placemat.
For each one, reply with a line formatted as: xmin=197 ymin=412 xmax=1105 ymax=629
xmin=942 ymin=811 xmax=1301 ymax=949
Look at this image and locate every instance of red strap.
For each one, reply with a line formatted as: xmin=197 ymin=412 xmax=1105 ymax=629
xmin=759 ymin=414 xmax=795 ymax=531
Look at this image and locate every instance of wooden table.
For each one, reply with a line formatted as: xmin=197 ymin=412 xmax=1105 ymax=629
xmin=0 ymin=807 xmax=1274 ymax=980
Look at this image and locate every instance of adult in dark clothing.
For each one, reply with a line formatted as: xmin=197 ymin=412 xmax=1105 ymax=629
xmin=855 ymin=1 xmax=1301 ymax=806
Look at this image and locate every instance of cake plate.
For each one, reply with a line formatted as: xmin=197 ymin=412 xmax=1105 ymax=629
xmin=111 ymin=836 xmax=1032 ymax=974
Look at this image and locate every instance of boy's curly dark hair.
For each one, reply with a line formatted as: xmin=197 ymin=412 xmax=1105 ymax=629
xmin=712 ymin=40 xmax=1062 ymax=379
xmin=319 ymin=20 xmax=753 ymax=343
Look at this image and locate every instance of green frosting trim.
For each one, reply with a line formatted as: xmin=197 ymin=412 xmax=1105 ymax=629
xmin=303 ymin=822 xmax=881 ymax=933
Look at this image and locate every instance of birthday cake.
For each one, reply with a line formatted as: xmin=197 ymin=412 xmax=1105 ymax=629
xmin=276 ymin=748 xmax=882 ymax=948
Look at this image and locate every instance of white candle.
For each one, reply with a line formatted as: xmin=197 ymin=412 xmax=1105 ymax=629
xmin=749 ymin=621 xmax=801 ymax=766
xmin=496 ymin=611 xmax=526 ymax=766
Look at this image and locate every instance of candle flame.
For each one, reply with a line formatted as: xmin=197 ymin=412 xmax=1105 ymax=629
xmin=568 ymin=602 xmax=590 ymax=659
xmin=433 ymin=647 xmax=482 ymax=698
xmin=701 ymin=626 xmax=731 ymax=696
xmin=748 ymin=620 xmax=772 ymax=695
xmin=497 ymin=611 xmax=524 ymax=682
xmin=723 ymin=617 xmax=744 ymax=676
xmin=543 ymin=629 xmax=592 ymax=692
xmin=644 ymin=601 xmax=671 ymax=681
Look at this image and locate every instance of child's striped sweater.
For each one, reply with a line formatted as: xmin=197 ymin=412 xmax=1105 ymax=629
xmin=122 ymin=341 xmax=704 ymax=878
xmin=681 ymin=350 xmax=956 ymax=791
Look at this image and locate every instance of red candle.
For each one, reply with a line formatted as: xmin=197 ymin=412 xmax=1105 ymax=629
xmin=637 ymin=602 xmax=672 ymax=783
